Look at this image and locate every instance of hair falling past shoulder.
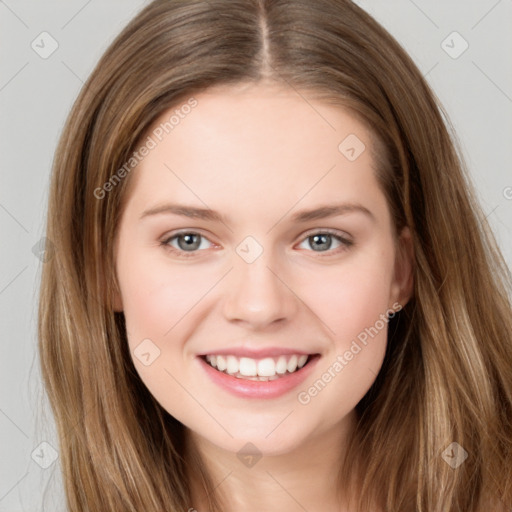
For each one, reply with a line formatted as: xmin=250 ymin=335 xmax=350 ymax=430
xmin=38 ymin=1 xmax=512 ymax=510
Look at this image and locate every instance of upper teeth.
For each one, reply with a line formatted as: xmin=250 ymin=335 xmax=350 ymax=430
xmin=205 ymin=354 xmax=309 ymax=378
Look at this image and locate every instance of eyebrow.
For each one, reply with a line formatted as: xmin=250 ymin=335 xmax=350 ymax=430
xmin=290 ymin=203 xmax=374 ymax=223
xmin=139 ymin=202 xmax=375 ymax=223
xmin=140 ymin=204 xmax=226 ymax=222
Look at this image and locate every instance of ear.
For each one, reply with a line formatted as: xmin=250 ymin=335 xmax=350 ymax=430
xmin=389 ymin=226 xmax=414 ymax=309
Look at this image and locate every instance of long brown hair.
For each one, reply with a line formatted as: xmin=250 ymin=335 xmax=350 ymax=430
xmin=38 ymin=0 xmax=512 ymax=510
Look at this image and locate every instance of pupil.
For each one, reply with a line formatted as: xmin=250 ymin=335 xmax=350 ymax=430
xmin=311 ymin=234 xmax=331 ymax=251
xmin=179 ymin=233 xmax=200 ymax=251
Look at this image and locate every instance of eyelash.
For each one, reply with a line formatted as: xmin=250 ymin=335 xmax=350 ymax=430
xmin=159 ymin=229 xmax=354 ymax=259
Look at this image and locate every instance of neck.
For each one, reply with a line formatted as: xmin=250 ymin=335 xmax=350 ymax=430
xmin=184 ymin=411 xmax=358 ymax=512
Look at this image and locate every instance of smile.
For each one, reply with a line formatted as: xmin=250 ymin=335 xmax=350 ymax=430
xmin=198 ymin=352 xmax=320 ymax=399
xmin=204 ymin=354 xmax=309 ymax=381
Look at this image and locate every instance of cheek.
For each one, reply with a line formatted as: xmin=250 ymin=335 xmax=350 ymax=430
xmin=120 ymin=270 xmax=172 ymax=344
xmin=302 ymin=251 xmax=395 ymax=343
xmin=118 ymin=250 xmax=209 ymax=346
xmin=116 ymin=253 xmax=208 ymax=408
xmin=296 ymin=249 xmax=394 ymax=403
xmin=296 ymin=271 xmax=392 ymax=414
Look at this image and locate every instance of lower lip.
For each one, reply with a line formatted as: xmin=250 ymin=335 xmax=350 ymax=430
xmin=197 ymin=355 xmax=320 ymax=399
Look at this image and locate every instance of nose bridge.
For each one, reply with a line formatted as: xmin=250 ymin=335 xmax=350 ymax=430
xmin=222 ymin=238 xmax=297 ymax=327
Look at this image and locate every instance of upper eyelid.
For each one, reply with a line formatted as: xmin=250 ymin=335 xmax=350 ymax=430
xmin=300 ymin=227 xmax=352 ymax=240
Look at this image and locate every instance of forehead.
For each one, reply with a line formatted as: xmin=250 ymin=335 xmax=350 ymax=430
xmin=121 ymin=82 xmax=385 ymax=222
xmin=161 ymin=82 xmax=373 ymax=153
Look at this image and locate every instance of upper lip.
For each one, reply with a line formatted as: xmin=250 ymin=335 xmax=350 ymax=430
xmin=198 ymin=347 xmax=317 ymax=358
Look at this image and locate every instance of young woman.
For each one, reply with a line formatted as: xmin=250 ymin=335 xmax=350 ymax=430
xmin=38 ymin=1 xmax=512 ymax=511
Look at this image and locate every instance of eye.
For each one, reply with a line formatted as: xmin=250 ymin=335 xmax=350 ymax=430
xmin=160 ymin=231 xmax=214 ymax=257
xmin=297 ymin=229 xmax=353 ymax=255
xmin=160 ymin=229 xmax=353 ymax=258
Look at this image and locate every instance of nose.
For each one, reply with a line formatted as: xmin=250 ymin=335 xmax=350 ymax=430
xmin=222 ymin=250 xmax=298 ymax=330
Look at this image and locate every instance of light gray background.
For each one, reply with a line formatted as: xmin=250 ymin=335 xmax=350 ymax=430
xmin=1 ymin=1 xmax=511 ymax=510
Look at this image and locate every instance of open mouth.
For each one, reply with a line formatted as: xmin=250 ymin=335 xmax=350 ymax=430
xmin=200 ymin=353 xmax=319 ymax=382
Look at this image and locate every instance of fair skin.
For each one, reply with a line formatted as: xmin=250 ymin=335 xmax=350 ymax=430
xmin=114 ymin=81 xmax=413 ymax=511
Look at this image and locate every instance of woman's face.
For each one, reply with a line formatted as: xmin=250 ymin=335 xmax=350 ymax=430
xmin=114 ymin=82 xmax=413 ymax=456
